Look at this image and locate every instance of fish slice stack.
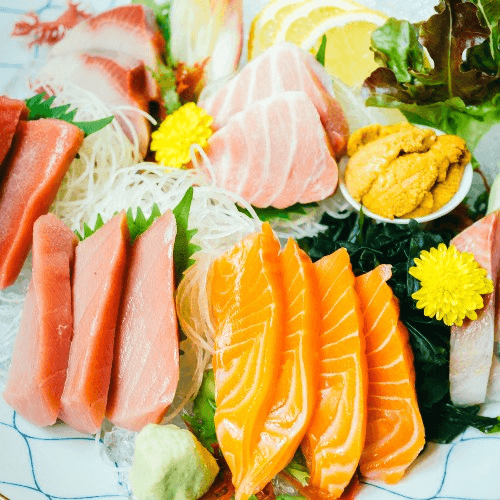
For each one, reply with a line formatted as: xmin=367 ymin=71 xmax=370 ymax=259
xmin=3 ymin=211 xmax=179 ymax=434
xmin=208 ymin=223 xmax=425 ymax=499
xmin=0 ymin=96 xmax=84 ymax=289
xmin=31 ymin=5 xmax=166 ymax=158
xmin=197 ymin=43 xmax=350 ymax=209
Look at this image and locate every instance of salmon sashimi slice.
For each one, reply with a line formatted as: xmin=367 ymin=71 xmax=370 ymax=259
xmin=236 ymin=239 xmax=320 ymax=500
xmin=301 ymin=248 xmax=367 ymax=499
xmin=202 ymin=91 xmax=338 ymax=209
xmin=34 ymin=49 xmax=151 ymax=157
xmin=209 ymin=223 xmax=285 ymax=487
xmin=59 ymin=212 xmax=129 ymax=434
xmin=3 ymin=214 xmax=78 ymax=426
xmin=448 ymin=211 xmax=500 ymax=404
xmin=355 ymin=265 xmax=425 ymax=483
xmin=0 ymin=119 xmax=84 ymax=289
xmin=0 ymin=96 xmax=28 ymax=168
xmin=106 ymin=211 xmax=179 ymax=432
xmin=199 ymin=42 xmax=349 ymax=157
xmin=49 ymin=4 xmax=164 ymax=100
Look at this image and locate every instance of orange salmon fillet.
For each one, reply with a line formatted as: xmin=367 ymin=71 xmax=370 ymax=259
xmin=0 ymin=96 xmax=28 ymax=167
xmin=209 ymin=222 xmax=285 ymax=488
xmin=302 ymin=247 xmax=367 ymax=498
xmin=355 ymin=264 xmax=425 ymax=483
xmin=3 ymin=214 xmax=77 ymax=426
xmin=237 ymin=239 xmax=320 ymax=500
xmin=106 ymin=211 xmax=179 ymax=431
xmin=59 ymin=212 xmax=129 ymax=434
xmin=0 ymin=119 xmax=83 ymax=289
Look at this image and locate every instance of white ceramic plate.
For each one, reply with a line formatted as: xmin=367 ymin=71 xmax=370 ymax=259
xmin=339 ymin=127 xmax=474 ymax=224
xmin=1 ymin=1 xmax=500 ymax=499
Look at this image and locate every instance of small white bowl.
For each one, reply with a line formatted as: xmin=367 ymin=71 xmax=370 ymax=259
xmin=338 ymin=126 xmax=473 ymax=225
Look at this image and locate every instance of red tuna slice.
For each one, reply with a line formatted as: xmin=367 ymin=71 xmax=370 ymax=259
xmin=49 ymin=4 xmax=164 ymax=101
xmin=449 ymin=211 xmax=500 ymax=406
xmin=35 ymin=49 xmax=151 ymax=158
xmin=202 ymin=91 xmax=338 ymax=209
xmin=106 ymin=211 xmax=178 ymax=432
xmin=199 ymin=42 xmax=349 ymax=157
xmin=0 ymin=119 xmax=83 ymax=289
xmin=59 ymin=212 xmax=129 ymax=434
xmin=3 ymin=214 xmax=78 ymax=426
xmin=0 ymin=96 xmax=28 ymax=168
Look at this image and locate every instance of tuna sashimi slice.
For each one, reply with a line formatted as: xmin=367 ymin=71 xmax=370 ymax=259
xmin=34 ymin=49 xmax=151 ymax=157
xmin=0 ymin=119 xmax=84 ymax=289
xmin=59 ymin=213 xmax=129 ymax=434
xmin=199 ymin=42 xmax=349 ymax=157
xmin=0 ymin=96 xmax=28 ymax=168
xmin=106 ymin=211 xmax=179 ymax=432
xmin=301 ymin=247 xmax=367 ymax=498
xmin=237 ymin=239 xmax=319 ymax=500
xmin=202 ymin=91 xmax=338 ymax=209
xmin=449 ymin=211 xmax=500 ymax=404
xmin=209 ymin=223 xmax=285 ymax=487
xmin=3 ymin=214 xmax=78 ymax=426
xmin=355 ymin=265 xmax=425 ymax=484
xmin=50 ymin=4 xmax=164 ymax=100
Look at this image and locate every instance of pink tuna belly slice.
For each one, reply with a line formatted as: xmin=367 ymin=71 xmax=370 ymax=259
xmin=3 ymin=214 xmax=78 ymax=427
xmin=449 ymin=211 xmax=500 ymax=405
xmin=59 ymin=212 xmax=129 ymax=434
xmin=0 ymin=95 xmax=28 ymax=168
xmin=106 ymin=210 xmax=178 ymax=432
xmin=202 ymin=91 xmax=338 ymax=209
xmin=0 ymin=118 xmax=84 ymax=289
xmin=34 ymin=49 xmax=151 ymax=158
xmin=199 ymin=42 xmax=349 ymax=157
xmin=49 ymin=4 xmax=164 ymax=101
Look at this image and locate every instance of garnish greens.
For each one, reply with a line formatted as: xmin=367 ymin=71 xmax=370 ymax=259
xmin=25 ymin=93 xmax=113 ymax=137
xmin=74 ymin=204 xmax=162 ymax=243
xmin=299 ymin=211 xmax=500 ymax=443
xmin=238 ymin=202 xmax=318 ymax=222
xmin=133 ymin=0 xmax=182 ymax=113
xmin=316 ymin=35 xmax=327 ymax=66
xmin=284 ymin=449 xmax=310 ymax=487
xmin=183 ymin=370 xmax=218 ymax=453
xmin=363 ymin=0 xmax=500 ymax=155
xmin=75 ymin=187 xmax=199 ymax=284
xmin=173 ymin=186 xmax=201 ymax=284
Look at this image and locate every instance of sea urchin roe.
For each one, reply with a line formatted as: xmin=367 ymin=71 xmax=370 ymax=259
xmin=344 ymin=124 xmax=470 ymax=219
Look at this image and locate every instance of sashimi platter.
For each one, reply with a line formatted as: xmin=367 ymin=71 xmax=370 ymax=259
xmin=3 ymin=0 xmax=500 ymax=499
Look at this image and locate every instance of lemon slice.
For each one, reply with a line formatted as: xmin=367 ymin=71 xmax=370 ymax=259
xmin=249 ymin=0 xmax=387 ymax=87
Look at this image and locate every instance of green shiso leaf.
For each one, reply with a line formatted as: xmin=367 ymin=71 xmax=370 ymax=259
xmin=238 ymin=202 xmax=318 ymax=222
xmin=25 ymin=92 xmax=113 ymax=137
xmin=284 ymin=449 xmax=310 ymax=487
xmin=173 ymin=187 xmax=201 ymax=284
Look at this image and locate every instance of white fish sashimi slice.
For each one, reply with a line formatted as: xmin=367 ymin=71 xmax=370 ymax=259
xmin=449 ymin=211 xmax=500 ymax=405
xmin=202 ymin=91 xmax=338 ymax=209
xmin=199 ymin=42 xmax=349 ymax=157
xmin=33 ymin=50 xmax=151 ymax=158
xmin=49 ymin=5 xmax=164 ymax=101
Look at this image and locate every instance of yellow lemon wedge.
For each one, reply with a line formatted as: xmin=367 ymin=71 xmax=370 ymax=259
xmin=249 ymin=0 xmax=387 ymax=87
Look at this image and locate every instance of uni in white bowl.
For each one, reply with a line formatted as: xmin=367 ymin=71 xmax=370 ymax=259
xmin=338 ymin=127 xmax=474 ymax=225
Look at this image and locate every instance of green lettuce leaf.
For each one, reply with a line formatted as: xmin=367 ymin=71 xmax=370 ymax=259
xmin=25 ymin=93 xmax=113 ymax=137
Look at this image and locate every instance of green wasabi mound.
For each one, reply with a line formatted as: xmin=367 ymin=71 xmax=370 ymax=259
xmin=130 ymin=424 xmax=219 ymax=500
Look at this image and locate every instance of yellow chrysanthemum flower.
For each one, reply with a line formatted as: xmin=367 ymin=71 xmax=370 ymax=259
xmin=150 ymin=102 xmax=213 ymax=168
xmin=409 ymin=243 xmax=494 ymax=327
